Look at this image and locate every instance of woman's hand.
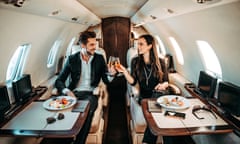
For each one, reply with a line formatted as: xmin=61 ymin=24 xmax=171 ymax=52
xmin=154 ymin=82 xmax=169 ymax=91
xmin=115 ymin=64 xmax=135 ymax=84
xmin=115 ymin=64 xmax=127 ymax=74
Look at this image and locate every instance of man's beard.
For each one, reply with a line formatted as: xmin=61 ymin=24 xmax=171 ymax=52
xmin=86 ymin=50 xmax=93 ymax=56
xmin=82 ymin=48 xmax=93 ymax=56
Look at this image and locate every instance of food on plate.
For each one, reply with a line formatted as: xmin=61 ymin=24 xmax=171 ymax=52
xmin=61 ymin=98 xmax=68 ymax=105
xmin=161 ymin=96 xmax=184 ymax=107
xmin=49 ymin=97 xmax=70 ymax=109
xmin=43 ymin=96 xmax=76 ymax=110
xmin=163 ymin=97 xmax=170 ymax=106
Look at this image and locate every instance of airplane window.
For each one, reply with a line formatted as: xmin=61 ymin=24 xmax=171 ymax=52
xmin=66 ymin=37 xmax=77 ymax=56
xmin=196 ymin=40 xmax=222 ymax=78
xmin=169 ymin=37 xmax=184 ymax=65
xmin=155 ymin=35 xmax=166 ymax=57
xmin=47 ymin=40 xmax=62 ymax=68
xmin=6 ymin=44 xmax=31 ymax=82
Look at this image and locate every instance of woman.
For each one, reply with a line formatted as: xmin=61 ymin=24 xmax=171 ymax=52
xmin=116 ymin=34 xmax=169 ymax=144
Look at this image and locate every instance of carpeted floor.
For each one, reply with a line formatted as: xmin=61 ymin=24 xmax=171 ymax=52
xmin=104 ymin=76 xmax=130 ymax=144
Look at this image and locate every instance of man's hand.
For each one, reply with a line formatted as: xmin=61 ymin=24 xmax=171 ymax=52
xmin=66 ymin=91 xmax=77 ymax=99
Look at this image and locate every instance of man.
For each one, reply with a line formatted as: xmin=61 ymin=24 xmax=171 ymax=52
xmin=55 ymin=31 xmax=115 ymax=144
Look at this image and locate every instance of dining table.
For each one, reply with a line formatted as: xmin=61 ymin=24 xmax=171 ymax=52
xmin=141 ymin=96 xmax=233 ymax=137
xmin=0 ymin=98 xmax=89 ymax=139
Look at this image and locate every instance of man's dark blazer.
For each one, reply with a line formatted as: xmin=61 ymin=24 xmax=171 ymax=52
xmin=55 ymin=52 xmax=110 ymax=94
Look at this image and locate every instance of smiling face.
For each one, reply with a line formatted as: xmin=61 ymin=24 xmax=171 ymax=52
xmin=137 ymin=37 xmax=152 ymax=55
xmin=81 ymin=38 xmax=97 ymax=55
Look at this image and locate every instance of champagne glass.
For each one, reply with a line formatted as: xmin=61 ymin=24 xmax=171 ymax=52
xmin=106 ymin=56 xmax=116 ymax=76
xmin=114 ymin=57 xmax=121 ymax=69
xmin=114 ymin=57 xmax=123 ymax=76
xmin=108 ymin=56 xmax=115 ymax=67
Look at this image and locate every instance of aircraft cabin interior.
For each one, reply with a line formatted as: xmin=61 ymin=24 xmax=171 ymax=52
xmin=0 ymin=0 xmax=240 ymax=144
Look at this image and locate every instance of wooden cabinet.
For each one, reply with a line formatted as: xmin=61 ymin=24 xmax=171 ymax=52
xmin=102 ymin=17 xmax=130 ymax=66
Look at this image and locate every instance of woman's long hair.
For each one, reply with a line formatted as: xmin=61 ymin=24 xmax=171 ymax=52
xmin=135 ymin=34 xmax=163 ymax=82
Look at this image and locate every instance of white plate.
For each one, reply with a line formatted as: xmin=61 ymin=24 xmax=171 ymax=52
xmin=43 ymin=96 xmax=77 ymax=110
xmin=157 ymin=95 xmax=190 ymax=110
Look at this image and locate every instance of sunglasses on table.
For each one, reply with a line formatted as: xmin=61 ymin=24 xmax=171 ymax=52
xmin=46 ymin=113 xmax=65 ymax=124
xmin=192 ymin=105 xmax=218 ymax=120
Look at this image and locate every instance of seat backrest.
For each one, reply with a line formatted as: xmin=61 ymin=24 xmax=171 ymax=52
xmin=71 ymin=45 xmax=81 ymax=55
xmin=95 ymin=40 xmax=107 ymax=62
xmin=126 ymin=40 xmax=140 ymax=100
xmin=95 ymin=47 xmax=107 ymax=62
xmin=126 ymin=39 xmax=138 ymax=70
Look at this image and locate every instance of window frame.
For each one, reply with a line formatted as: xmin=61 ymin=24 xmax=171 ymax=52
xmin=47 ymin=40 xmax=62 ymax=68
xmin=6 ymin=44 xmax=31 ymax=82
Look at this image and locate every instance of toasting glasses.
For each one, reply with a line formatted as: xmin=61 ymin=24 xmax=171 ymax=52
xmin=106 ymin=56 xmax=122 ymax=76
xmin=108 ymin=56 xmax=120 ymax=67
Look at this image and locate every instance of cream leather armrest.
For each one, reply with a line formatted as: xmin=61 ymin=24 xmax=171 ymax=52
xmin=93 ymin=81 xmax=106 ymax=98
xmin=130 ymin=96 xmax=146 ymax=132
xmin=94 ymin=80 xmax=109 ymax=107
xmin=127 ymin=82 xmax=140 ymax=97
xmin=168 ymin=83 xmax=181 ymax=95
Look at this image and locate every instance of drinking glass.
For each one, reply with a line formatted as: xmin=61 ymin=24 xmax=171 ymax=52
xmin=108 ymin=56 xmax=115 ymax=67
xmin=114 ymin=57 xmax=121 ymax=69
xmin=106 ymin=56 xmax=122 ymax=76
xmin=106 ymin=56 xmax=116 ymax=76
xmin=114 ymin=57 xmax=123 ymax=76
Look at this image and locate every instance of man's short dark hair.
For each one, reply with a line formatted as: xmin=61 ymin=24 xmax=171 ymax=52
xmin=79 ymin=31 xmax=96 ymax=45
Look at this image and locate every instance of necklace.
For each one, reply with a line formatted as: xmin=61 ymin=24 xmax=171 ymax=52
xmin=143 ymin=65 xmax=152 ymax=86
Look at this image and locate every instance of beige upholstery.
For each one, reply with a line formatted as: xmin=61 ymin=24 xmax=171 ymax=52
xmin=89 ymin=96 xmax=103 ymax=133
xmin=71 ymin=45 xmax=81 ymax=54
xmin=126 ymin=46 xmax=138 ymax=68
xmin=86 ymin=118 xmax=104 ymax=144
xmin=130 ymin=96 xmax=164 ymax=144
xmin=95 ymin=47 xmax=109 ymax=107
xmin=130 ymin=96 xmax=146 ymax=133
xmin=95 ymin=47 xmax=107 ymax=62
xmin=130 ymin=119 xmax=163 ymax=144
xmin=126 ymin=44 xmax=138 ymax=106
xmin=39 ymin=75 xmax=58 ymax=100
xmin=87 ymin=97 xmax=104 ymax=144
xmin=168 ymin=73 xmax=191 ymax=97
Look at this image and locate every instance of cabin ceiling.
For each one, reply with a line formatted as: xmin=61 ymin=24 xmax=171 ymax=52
xmin=131 ymin=0 xmax=239 ymax=26
xmin=77 ymin=0 xmax=148 ymax=18
xmin=0 ymin=0 xmax=238 ymax=26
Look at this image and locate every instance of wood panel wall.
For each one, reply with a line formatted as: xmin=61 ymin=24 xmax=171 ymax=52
xmin=102 ymin=17 xmax=130 ymax=67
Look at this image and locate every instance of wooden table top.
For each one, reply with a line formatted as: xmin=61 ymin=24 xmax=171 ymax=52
xmin=141 ymin=98 xmax=233 ymax=136
xmin=0 ymin=100 xmax=89 ymax=138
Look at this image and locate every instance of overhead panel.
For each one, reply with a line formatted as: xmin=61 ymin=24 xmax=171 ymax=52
xmin=0 ymin=0 xmax=101 ymax=26
xmin=131 ymin=0 xmax=238 ymax=26
xmin=77 ymin=0 xmax=148 ymax=18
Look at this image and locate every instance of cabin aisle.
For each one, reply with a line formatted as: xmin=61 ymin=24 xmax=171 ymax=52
xmin=104 ymin=76 xmax=130 ymax=144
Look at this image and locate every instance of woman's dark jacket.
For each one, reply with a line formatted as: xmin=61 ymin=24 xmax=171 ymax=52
xmin=130 ymin=57 xmax=169 ymax=99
